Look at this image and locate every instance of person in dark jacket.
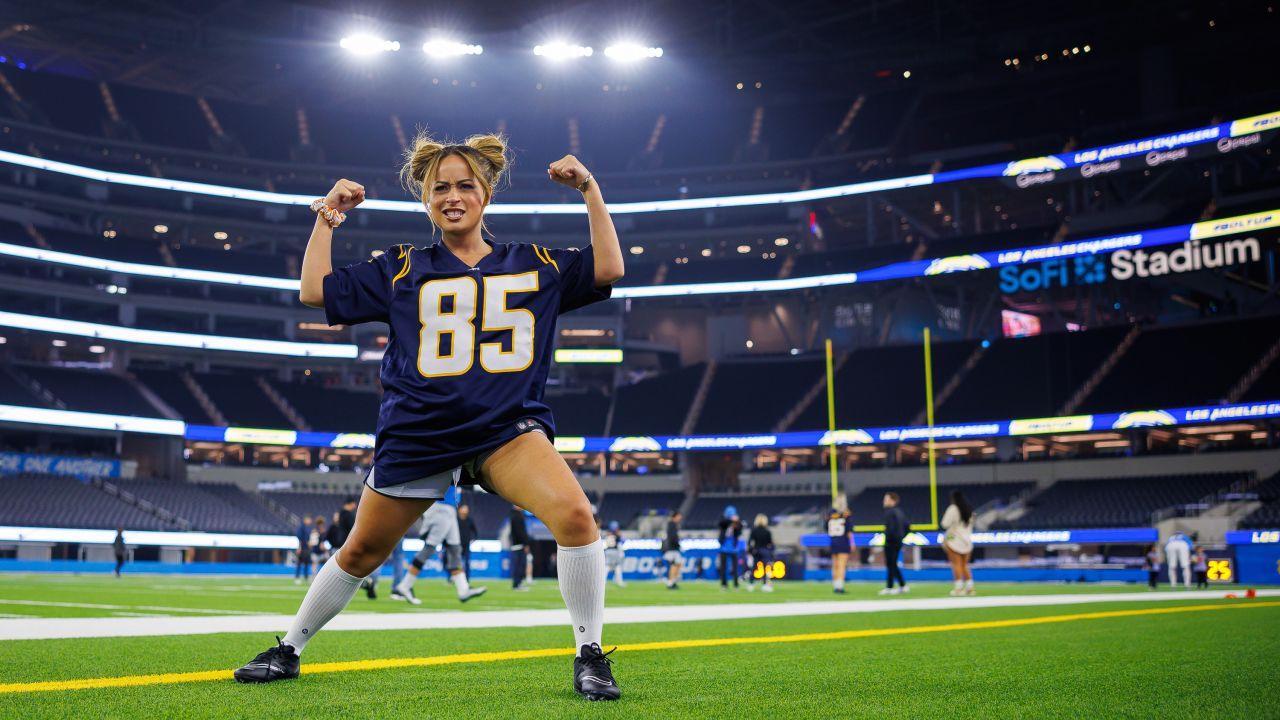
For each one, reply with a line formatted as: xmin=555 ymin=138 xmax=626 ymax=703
xmin=717 ymin=506 xmax=742 ymax=590
xmin=294 ymin=516 xmax=313 ymax=583
xmin=334 ymin=498 xmax=376 ymax=599
xmin=662 ymin=511 xmax=683 ymax=589
xmin=510 ymin=505 xmax=531 ymax=590
xmin=879 ymin=492 xmax=910 ymax=595
xmin=747 ymin=514 xmax=775 ymax=592
xmin=113 ymin=527 xmax=126 ymax=577
xmin=458 ymin=503 xmax=478 ymax=580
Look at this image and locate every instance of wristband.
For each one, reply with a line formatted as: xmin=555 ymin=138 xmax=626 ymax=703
xmin=310 ymin=198 xmax=346 ymax=229
xmin=576 ymin=174 xmax=594 ymax=193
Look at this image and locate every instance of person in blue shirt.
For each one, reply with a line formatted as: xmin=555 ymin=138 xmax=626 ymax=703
xmin=717 ymin=506 xmax=743 ymax=590
xmin=235 ymin=132 xmax=625 ymax=701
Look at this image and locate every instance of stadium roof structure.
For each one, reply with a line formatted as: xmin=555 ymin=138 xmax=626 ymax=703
xmin=0 ymin=0 xmax=1269 ymax=108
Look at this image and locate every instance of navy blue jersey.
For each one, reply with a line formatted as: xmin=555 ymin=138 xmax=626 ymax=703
xmin=323 ymin=239 xmax=611 ymax=488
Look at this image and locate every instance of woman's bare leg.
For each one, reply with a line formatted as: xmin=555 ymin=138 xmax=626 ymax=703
xmin=281 ymin=486 xmax=432 ymax=654
xmin=479 ymin=432 xmax=605 ymax=655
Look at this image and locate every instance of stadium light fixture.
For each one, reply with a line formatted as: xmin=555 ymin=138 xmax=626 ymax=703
xmin=339 ymin=35 xmax=401 ymax=55
xmin=534 ymin=42 xmax=593 ymax=60
xmin=422 ymin=39 xmax=483 ymax=57
xmin=604 ymin=43 xmax=663 ymax=61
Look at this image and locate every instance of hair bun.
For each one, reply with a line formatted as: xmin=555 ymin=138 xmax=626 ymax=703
xmin=405 ymin=132 xmax=446 ymax=185
xmin=464 ymin=133 xmax=510 ymax=182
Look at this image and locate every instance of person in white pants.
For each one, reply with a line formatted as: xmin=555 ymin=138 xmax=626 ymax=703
xmin=1164 ymin=532 xmax=1192 ymax=589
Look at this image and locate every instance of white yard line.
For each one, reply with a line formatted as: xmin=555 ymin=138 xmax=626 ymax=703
xmin=0 ymin=599 xmax=269 ymax=616
xmin=1 ymin=589 xmax=1275 ymax=642
xmin=109 ymin=612 xmax=173 ymax=618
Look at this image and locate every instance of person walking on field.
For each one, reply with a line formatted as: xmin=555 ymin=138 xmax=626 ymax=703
xmin=940 ymin=491 xmax=975 ymax=596
xmin=113 ymin=527 xmax=126 ymax=577
xmin=879 ymin=492 xmax=910 ymax=595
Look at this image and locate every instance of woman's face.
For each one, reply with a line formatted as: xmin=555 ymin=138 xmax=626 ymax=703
xmin=429 ymin=154 xmax=486 ymax=234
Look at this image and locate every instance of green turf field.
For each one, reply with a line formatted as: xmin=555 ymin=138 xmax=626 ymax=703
xmin=1 ymin=575 xmax=1277 ymax=719
xmin=0 ymin=573 xmax=1196 ymax=617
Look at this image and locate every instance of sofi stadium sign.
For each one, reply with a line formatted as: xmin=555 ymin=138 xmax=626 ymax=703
xmin=1000 ymin=233 xmax=1269 ymax=292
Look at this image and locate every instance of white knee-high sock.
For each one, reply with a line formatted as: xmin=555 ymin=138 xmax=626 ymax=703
xmin=451 ymin=571 xmax=471 ymax=597
xmin=557 ymin=539 xmax=605 ymax=655
xmin=282 ymin=554 xmax=365 ymax=654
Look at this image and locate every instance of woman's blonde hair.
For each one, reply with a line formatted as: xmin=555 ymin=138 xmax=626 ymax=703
xmin=399 ymin=129 xmax=510 ymax=231
xmin=754 ymin=513 xmax=769 ymax=528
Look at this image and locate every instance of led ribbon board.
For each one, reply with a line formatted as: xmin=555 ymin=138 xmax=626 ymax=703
xmin=1225 ymin=530 xmax=1280 ymax=545
xmin=800 ymin=527 xmax=1159 ymax=547
xmin=553 ymin=348 xmax=624 ymax=363
xmin=0 ymin=404 xmax=185 ymax=436
xmin=179 ymin=400 xmax=1280 ymax=450
xmin=0 ymin=209 xmax=1274 ymax=299
xmin=0 ymin=111 xmax=1272 ymax=214
xmin=0 ymin=310 xmax=358 ymax=358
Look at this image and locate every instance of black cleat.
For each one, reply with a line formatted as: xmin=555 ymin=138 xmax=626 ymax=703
xmin=234 ymin=637 xmax=300 ymax=684
xmin=573 ymin=643 xmax=621 ymax=701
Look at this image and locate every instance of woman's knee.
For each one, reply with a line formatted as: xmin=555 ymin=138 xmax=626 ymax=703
xmin=550 ymin=499 xmax=597 ymax=545
xmin=338 ymin=537 xmax=386 ymax=576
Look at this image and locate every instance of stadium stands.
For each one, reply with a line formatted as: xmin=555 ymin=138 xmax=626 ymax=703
xmin=1077 ymin=316 xmax=1280 ymax=413
xmin=130 ymin=368 xmax=216 ymax=425
xmin=459 ymin=490 xmax=516 ymax=539
xmin=270 ymin=380 xmax=380 ymax=433
xmin=116 ymin=481 xmax=287 ymax=534
xmin=609 ymin=364 xmax=704 ymax=436
xmin=685 ymin=493 xmax=830 ymax=529
xmin=0 ymin=474 xmax=171 ymax=530
xmin=791 ymin=340 xmax=977 ymax=430
xmin=1239 ymin=471 xmax=1280 ymax=529
xmin=260 ymin=491 xmax=353 ymax=525
xmin=846 ymin=482 xmax=1036 ymax=526
xmin=999 ymin=473 xmax=1248 ymax=529
xmin=0 ymin=367 xmax=45 ymax=407
xmin=694 ymin=357 xmax=825 ymax=434
xmin=937 ymin=327 xmax=1128 ymax=422
xmin=192 ymin=373 xmax=294 ymax=429
xmin=544 ymin=390 xmax=610 ymax=436
xmin=597 ymin=491 xmax=685 ymax=527
xmin=18 ymin=365 xmax=160 ymax=417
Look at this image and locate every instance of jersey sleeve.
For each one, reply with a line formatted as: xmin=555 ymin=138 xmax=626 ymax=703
xmin=544 ymin=245 xmax=613 ymax=313
xmin=322 ymin=247 xmax=405 ymax=326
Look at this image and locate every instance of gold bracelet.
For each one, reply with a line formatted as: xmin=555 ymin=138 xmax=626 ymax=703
xmin=576 ymin=174 xmax=594 ymax=193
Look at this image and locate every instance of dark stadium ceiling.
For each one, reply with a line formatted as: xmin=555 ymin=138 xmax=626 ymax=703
xmin=0 ymin=0 xmax=1268 ymax=106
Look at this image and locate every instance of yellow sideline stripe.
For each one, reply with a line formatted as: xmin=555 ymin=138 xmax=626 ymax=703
xmin=3 ymin=600 xmax=1276 ymax=695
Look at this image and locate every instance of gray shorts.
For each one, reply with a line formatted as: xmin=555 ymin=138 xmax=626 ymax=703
xmin=364 ymin=421 xmax=548 ymax=500
xmin=420 ymin=502 xmax=460 ymax=547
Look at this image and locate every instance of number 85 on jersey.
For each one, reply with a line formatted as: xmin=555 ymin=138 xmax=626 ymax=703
xmin=417 ymin=272 xmax=538 ymax=378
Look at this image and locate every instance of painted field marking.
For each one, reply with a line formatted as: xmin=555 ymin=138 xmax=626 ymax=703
xmin=0 ymin=599 xmax=267 ymax=616
xmin=1 ymin=600 xmax=1275 ymax=695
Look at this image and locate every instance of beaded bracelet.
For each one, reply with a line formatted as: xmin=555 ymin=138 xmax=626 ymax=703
xmin=310 ymin=198 xmax=346 ymax=229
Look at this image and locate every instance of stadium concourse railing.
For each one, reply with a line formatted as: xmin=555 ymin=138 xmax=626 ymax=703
xmin=0 ymin=110 xmax=1274 ymax=214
